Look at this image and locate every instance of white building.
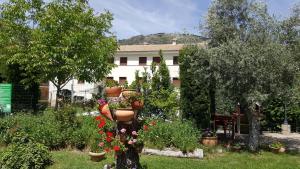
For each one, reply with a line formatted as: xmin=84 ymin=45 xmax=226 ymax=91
xmin=48 ymin=42 xmax=204 ymax=106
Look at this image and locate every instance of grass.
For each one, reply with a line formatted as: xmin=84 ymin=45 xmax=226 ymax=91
xmin=48 ymin=150 xmax=300 ymax=169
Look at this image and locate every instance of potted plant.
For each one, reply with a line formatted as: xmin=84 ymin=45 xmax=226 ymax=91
xmin=231 ymin=143 xmax=242 ymax=152
xmin=201 ymin=128 xmax=218 ymax=146
xmin=128 ymin=94 xmax=144 ymax=110
xmin=105 ymin=80 xmax=122 ymax=97
xmin=98 ymin=99 xmax=113 ymax=121
xmin=269 ymin=141 xmax=285 ymax=153
xmin=110 ymin=100 xmax=135 ymax=122
xmin=89 ymin=136 xmax=106 ymax=162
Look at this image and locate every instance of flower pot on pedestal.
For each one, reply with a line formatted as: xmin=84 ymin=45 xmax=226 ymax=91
xmin=201 ymin=136 xmax=218 ymax=146
xmin=88 ymin=152 xmax=106 ymax=162
xmin=122 ymin=89 xmax=138 ymax=99
xmin=114 ymin=108 xmax=135 ymax=122
xmin=105 ymin=87 xmax=122 ymax=97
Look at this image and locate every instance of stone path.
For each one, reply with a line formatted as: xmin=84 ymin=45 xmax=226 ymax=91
xmin=261 ymin=132 xmax=300 ymax=152
xmin=236 ymin=132 xmax=300 ymax=152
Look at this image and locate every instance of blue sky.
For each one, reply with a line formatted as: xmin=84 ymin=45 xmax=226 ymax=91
xmin=1 ymin=0 xmax=299 ymax=39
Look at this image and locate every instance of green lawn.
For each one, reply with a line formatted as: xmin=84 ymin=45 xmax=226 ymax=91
xmin=49 ymin=150 xmax=300 ymax=169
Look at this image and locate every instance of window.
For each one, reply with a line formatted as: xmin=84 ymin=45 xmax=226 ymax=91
xmin=153 ymin=57 xmax=160 ymax=64
xmin=139 ymin=57 xmax=147 ymax=65
xmin=120 ymin=57 xmax=127 ymax=65
xmin=172 ymin=77 xmax=180 ymax=87
xmin=119 ymin=77 xmax=127 ymax=85
xmin=173 ymin=56 xmax=178 ymax=65
xmin=106 ymin=77 xmax=114 ymax=81
xmin=78 ymin=80 xmax=84 ymax=84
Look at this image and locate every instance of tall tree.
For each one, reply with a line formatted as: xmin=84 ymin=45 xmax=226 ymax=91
xmin=204 ymin=0 xmax=295 ymax=151
xmin=179 ymin=46 xmax=210 ymax=128
xmin=158 ymin=50 xmax=171 ymax=90
xmin=1 ymin=0 xmax=118 ymax=109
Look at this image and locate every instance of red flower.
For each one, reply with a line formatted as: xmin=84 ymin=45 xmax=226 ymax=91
xmin=95 ymin=116 xmax=102 ymax=121
xmin=106 ymin=131 xmax=114 ymax=137
xmin=113 ymin=146 xmax=120 ymax=152
xmin=106 ymin=137 xmax=112 ymax=142
xmin=98 ymin=120 xmax=106 ymax=128
xmin=98 ymin=130 xmax=104 ymax=134
xmin=143 ymin=125 xmax=149 ymax=131
xmin=104 ymin=148 xmax=110 ymax=152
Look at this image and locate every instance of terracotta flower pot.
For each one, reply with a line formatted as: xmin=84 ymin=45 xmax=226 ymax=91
xmin=114 ymin=108 xmax=135 ymax=122
xmin=122 ymin=89 xmax=138 ymax=99
xmin=99 ymin=104 xmax=113 ymax=121
xmin=131 ymin=100 xmax=144 ymax=110
xmin=88 ymin=152 xmax=106 ymax=162
xmin=231 ymin=146 xmax=242 ymax=152
xmin=201 ymin=136 xmax=218 ymax=146
xmin=269 ymin=146 xmax=285 ymax=153
xmin=105 ymin=87 xmax=122 ymax=97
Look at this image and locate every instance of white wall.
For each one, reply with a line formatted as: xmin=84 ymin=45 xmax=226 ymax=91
xmin=48 ymin=50 xmax=180 ymax=106
xmin=110 ymin=50 xmax=179 ymax=84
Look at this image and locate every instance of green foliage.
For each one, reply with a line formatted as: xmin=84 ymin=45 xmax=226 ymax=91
xmin=0 ymin=0 xmax=118 ymax=108
xmin=106 ymin=79 xmax=119 ymax=87
xmin=142 ymin=119 xmax=200 ymax=152
xmin=269 ymin=141 xmax=284 ymax=149
xmin=0 ymin=108 xmax=97 ymax=150
xmin=129 ymin=70 xmax=141 ymax=91
xmin=158 ymin=50 xmax=171 ymax=90
xmin=0 ymin=138 xmax=53 ymax=169
xmin=206 ymin=0 xmax=250 ymax=47
xmin=179 ymin=46 xmax=210 ymax=128
xmin=140 ymin=51 xmax=178 ymax=119
xmin=54 ymin=106 xmax=79 ymax=130
xmin=147 ymin=89 xmax=179 ymax=120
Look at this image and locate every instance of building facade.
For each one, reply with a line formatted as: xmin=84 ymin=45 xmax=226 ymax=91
xmin=48 ymin=43 xmax=204 ymax=106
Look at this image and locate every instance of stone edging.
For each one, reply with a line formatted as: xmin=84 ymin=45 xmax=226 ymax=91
xmin=141 ymin=148 xmax=203 ymax=159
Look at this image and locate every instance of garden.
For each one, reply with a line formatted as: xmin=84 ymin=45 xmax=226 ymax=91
xmin=0 ymin=0 xmax=300 ymax=168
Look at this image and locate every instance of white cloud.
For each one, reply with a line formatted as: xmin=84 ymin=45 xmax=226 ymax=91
xmin=89 ymin=0 xmax=202 ymax=39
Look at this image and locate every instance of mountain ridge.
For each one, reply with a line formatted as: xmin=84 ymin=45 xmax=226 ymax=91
xmin=118 ymin=33 xmax=208 ymax=45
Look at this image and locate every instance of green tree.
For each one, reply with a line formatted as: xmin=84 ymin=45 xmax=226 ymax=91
xmin=158 ymin=50 xmax=171 ymax=90
xmin=202 ymin=0 xmax=295 ymax=151
xmin=179 ymin=46 xmax=210 ymax=128
xmin=1 ymin=0 xmax=118 ymax=109
xmin=141 ymin=51 xmax=178 ymax=119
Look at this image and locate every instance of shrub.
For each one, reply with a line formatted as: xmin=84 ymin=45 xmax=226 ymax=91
xmin=0 ymin=133 xmax=52 ymax=169
xmin=142 ymin=119 xmax=200 ymax=152
xmin=69 ymin=116 xmax=97 ymax=150
xmin=0 ymin=109 xmax=72 ymax=149
xmin=0 ymin=108 xmax=100 ymax=150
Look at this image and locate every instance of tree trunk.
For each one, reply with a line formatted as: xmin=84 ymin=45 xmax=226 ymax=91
xmin=247 ymin=108 xmax=260 ymax=152
xmin=116 ymin=119 xmax=141 ymax=169
xmin=55 ymin=86 xmax=61 ymax=110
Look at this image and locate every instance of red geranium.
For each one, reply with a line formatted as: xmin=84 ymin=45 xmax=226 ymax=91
xmin=106 ymin=131 xmax=114 ymax=137
xmin=98 ymin=121 xmax=106 ymax=128
xmin=95 ymin=116 xmax=102 ymax=121
xmin=106 ymin=137 xmax=112 ymax=142
xmin=143 ymin=125 xmax=149 ymax=131
xmin=104 ymin=148 xmax=110 ymax=152
xmin=113 ymin=145 xmax=120 ymax=152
